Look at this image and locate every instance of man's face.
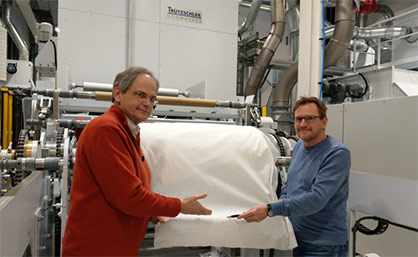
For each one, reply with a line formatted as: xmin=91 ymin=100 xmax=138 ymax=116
xmin=294 ymin=103 xmax=328 ymax=146
xmin=113 ymin=74 xmax=158 ymax=124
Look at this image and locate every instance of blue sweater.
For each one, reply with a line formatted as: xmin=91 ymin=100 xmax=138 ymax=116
xmin=271 ymin=136 xmax=351 ymax=245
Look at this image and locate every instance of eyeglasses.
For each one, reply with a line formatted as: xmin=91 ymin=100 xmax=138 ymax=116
xmin=130 ymin=89 xmax=158 ymax=105
xmin=294 ymin=115 xmax=322 ymax=124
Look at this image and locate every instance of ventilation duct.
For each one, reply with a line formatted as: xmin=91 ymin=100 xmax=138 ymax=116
xmin=272 ymin=0 xmax=355 ymax=110
xmin=244 ymin=0 xmax=285 ymax=98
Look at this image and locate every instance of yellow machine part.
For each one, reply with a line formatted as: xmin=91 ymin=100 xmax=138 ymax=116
xmin=261 ymin=106 xmax=267 ymax=117
xmin=1 ymin=88 xmax=13 ymax=149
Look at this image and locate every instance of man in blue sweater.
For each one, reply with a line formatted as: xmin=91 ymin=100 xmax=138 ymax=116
xmin=238 ymin=96 xmax=351 ymax=257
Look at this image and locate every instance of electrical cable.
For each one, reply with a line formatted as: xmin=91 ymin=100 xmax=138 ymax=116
xmin=357 ymin=72 xmax=369 ymax=98
xmin=352 ymin=216 xmax=418 ymax=257
xmin=261 ymin=66 xmax=272 ymax=86
xmin=348 ymin=72 xmax=369 ymax=99
xmin=50 ymin=39 xmax=57 ymax=70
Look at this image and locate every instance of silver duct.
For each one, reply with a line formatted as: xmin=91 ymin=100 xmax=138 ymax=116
xmin=3 ymin=3 xmax=30 ymax=61
xmin=272 ymin=0 xmax=355 ymax=109
xmin=244 ymin=0 xmax=285 ymax=97
xmin=238 ymin=0 xmax=263 ymax=36
xmin=325 ymin=26 xmax=409 ymax=41
xmin=239 ymin=0 xmax=271 ymax=12
xmin=323 ymin=0 xmax=355 ymax=69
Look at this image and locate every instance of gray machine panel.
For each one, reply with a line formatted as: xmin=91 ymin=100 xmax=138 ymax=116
xmin=328 ymin=96 xmax=418 ymax=228
xmin=343 ymin=96 xmax=417 ymax=181
xmin=326 ymin=103 xmax=344 ymax=143
xmin=0 ymin=172 xmax=43 ymax=256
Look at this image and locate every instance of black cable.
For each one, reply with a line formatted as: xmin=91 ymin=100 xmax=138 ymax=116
xmin=50 ymin=39 xmax=58 ymax=70
xmin=352 ymin=216 xmax=418 ymax=257
xmin=261 ymin=66 xmax=272 ymax=87
xmin=350 ymin=72 xmax=369 ymax=99
xmin=357 ymin=218 xmax=389 ymax=236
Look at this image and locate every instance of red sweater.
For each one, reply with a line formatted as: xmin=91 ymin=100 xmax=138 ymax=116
xmin=62 ymin=105 xmax=181 ymax=256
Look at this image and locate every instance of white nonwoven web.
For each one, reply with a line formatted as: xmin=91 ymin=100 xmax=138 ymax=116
xmin=140 ymin=122 xmax=296 ymax=250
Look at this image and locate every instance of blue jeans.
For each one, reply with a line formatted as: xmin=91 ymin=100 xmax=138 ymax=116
xmin=293 ymin=240 xmax=348 ymax=257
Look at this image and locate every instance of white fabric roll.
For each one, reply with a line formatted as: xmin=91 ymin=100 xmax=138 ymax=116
xmin=140 ymin=122 xmax=297 ymax=250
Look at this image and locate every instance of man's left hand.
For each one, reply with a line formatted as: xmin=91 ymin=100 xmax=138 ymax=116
xmin=237 ymin=204 xmax=267 ymax=223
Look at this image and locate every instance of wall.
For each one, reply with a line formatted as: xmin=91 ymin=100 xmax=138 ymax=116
xmin=57 ymin=0 xmax=238 ymax=101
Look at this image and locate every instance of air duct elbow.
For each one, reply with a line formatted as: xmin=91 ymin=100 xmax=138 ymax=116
xmin=244 ymin=0 xmax=285 ymax=98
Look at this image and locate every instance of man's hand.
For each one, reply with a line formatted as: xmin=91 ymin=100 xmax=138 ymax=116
xmin=150 ymin=216 xmax=166 ymax=224
xmin=237 ymin=204 xmax=267 ymax=223
xmin=180 ymin=193 xmax=212 ymax=215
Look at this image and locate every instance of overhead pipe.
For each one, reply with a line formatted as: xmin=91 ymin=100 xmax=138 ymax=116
xmin=3 ymin=3 xmax=29 ymax=61
xmin=239 ymin=0 xmax=271 ymax=12
xmin=325 ymin=26 xmax=410 ymax=41
xmin=238 ymin=0 xmax=263 ymax=36
xmin=244 ymin=0 xmax=285 ymax=98
xmin=272 ymin=0 xmax=355 ymax=109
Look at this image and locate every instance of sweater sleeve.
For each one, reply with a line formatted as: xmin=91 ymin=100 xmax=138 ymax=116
xmin=85 ymin=123 xmax=181 ymax=217
xmin=272 ymin=148 xmax=350 ymax=217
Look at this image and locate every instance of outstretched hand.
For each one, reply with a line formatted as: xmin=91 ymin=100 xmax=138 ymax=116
xmin=149 ymin=216 xmax=166 ymax=224
xmin=180 ymin=193 xmax=212 ymax=215
xmin=237 ymin=204 xmax=268 ymax=223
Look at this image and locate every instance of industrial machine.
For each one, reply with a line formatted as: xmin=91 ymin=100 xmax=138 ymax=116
xmin=0 ymin=0 xmax=417 ymax=256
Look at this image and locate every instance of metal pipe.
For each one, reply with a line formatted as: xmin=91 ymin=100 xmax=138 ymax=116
xmin=354 ymin=26 xmax=409 ymax=40
xmin=239 ymin=1 xmax=271 ymax=12
xmin=244 ymin=0 xmax=285 ymax=97
xmin=238 ymin=0 xmax=263 ymax=36
xmin=272 ymin=0 xmax=355 ymax=109
xmin=276 ymin=156 xmax=291 ymax=167
xmin=0 ymin=157 xmax=61 ymax=171
xmin=325 ymin=26 xmax=409 ymax=40
xmin=76 ymin=82 xmax=183 ymax=97
xmin=26 ymin=119 xmax=90 ymax=128
xmin=31 ymin=89 xmax=250 ymax=109
xmin=80 ymin=82 xmax=113 ymax=91
xmin=31 ymin=89 xmax=97 ymax=100
xmin=323 ymin=0 xmax=356 ymax=69
xmin=3 ymin=3 xmax=29 ymax=60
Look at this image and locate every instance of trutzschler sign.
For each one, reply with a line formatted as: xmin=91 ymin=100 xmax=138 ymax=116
xmin=167 ymin=6 xmax=203 ymax=23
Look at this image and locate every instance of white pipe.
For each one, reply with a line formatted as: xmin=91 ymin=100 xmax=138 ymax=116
xmin=79 ymin=82 xmax=181 ymax=97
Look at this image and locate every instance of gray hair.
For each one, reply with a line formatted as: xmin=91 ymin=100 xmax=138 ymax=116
xmin=112 ymin=66 xmax=159 ymax=102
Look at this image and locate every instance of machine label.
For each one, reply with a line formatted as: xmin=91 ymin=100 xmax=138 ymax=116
xmin=167 ymin=6 xmax=202 ymax=23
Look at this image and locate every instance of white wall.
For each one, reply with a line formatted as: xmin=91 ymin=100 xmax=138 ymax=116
xmin=57 ymin=0 xmax=238 ymax=101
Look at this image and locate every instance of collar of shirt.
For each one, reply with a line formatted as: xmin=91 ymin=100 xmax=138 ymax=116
xmin=125 ymin=115 xmax=140 ymax=138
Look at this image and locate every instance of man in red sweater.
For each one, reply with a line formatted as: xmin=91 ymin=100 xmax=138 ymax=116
xmin=62 ymin=67 xmax=212 ymax=256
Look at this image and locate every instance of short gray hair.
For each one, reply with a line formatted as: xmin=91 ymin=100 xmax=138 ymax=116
xmin=112 ymin=66 xmax=159 ymax=102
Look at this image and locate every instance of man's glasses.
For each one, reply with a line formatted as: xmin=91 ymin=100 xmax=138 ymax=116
xmin=130 ymin=89 xmax=158 ymax=105
xmin=294 ymin=115 xmax=322 ymax=124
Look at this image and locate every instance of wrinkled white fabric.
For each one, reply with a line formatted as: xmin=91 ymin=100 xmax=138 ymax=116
xmin=140 ymin=122 xmax=297 ymax=250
